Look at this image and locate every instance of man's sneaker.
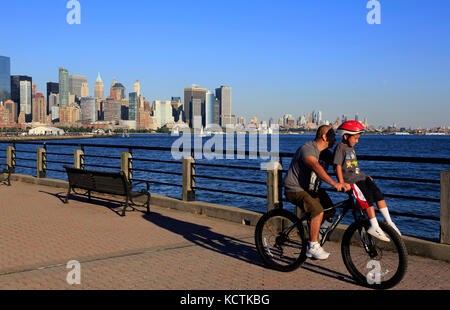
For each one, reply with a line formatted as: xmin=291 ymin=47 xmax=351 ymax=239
xmin=367 ymin=226 xmax=390 ymax=242
xmin=306 ymin=243 xmax=330 ymax=260
xmin=389 ymin=222 xmax=402 ymax=236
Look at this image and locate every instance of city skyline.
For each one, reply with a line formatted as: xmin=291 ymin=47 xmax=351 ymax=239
xmin=1 ymin=1 xmax=449 ymax=128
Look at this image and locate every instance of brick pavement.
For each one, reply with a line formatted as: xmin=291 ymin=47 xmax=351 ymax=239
xmin=0 ymin=181 xmax=448 ymax=290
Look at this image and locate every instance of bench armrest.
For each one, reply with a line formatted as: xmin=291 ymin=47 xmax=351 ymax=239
xmin=130 ymin=180 xmax=150 ymax=192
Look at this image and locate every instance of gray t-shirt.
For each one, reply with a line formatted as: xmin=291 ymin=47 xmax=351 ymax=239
xmin=283 ymin=141 xmax=321 ymax=193
xmin=333 ymin=143 xmax=367 ymax=184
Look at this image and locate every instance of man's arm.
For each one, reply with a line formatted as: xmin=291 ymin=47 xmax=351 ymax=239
xmin=303 ymin=155 xmax=346 ymax=191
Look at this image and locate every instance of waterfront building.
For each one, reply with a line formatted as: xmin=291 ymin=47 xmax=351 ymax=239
xmin=80 ymin=97 xmax=96 ymax=124
xmin=20 ymin=80 xmax=32 ymax=122
xmin=69 ymin=75 xmax=88 ymax=99
xmin=0 ymin=56 xmax=11 ymax=103
xmin=59 ymin=105 xmax=80 ymax=125
xmin=4 ymin=100 xmax=17 ymax=123
xmin=32 ymin=93 xmax=47 ymax=123
xmin=133 ymin=80 xmax=140 ymax=97
xmin=103 ymin=98 xmax=121 ymax=124
xmin=46 ymin=82 xmax=59 ymax=115
xmin=128 ymin=92 xmax=138 ymax=121
xmin=11 ymin=75 xmax=32 ymax=119
xmin=81 ymin=82 xmax=89 ymax=98
xmin=152 ymin=100 xmax=175 ymax=128
xmin=111 ymin=82 xmax=126 ymax=100
xmin=59 ymin=67 xmax=69 ymax=108
xmin=215 ymin=85 xmax=232 ymax=127
xmin=205 ymin=90 xmax=215 ymax=128
xmin=51 ymin=106 xmax=59 ymax=122
xmin=171 ymin=98 xmax=183 ymax=123
xmin=184 ymin=85 xmax=206 ymax=127
xmin=94 ymin=73 xmax=104 ymax=99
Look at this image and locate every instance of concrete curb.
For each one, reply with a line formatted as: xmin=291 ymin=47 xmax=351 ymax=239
xmin=9 ymin=174 xmax=450 ymax=263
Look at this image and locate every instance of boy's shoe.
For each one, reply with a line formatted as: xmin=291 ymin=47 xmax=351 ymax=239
xmin=389 ymin=222 xmax=402 ymax=236
xmin=367 ymin=226 xmax=390 ymax=242
xmin=306 ymin=243 xmax=330 ymax=260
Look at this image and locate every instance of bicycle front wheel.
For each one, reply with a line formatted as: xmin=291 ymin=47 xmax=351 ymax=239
xmin=255 ymin=209 xmax=307 ymax=272
xmin=341 ymin=220 xmax=408 ymax=289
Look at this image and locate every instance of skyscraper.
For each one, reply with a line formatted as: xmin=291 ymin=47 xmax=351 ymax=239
xmin=59 ymin=68 xmax=69 ymax=108
xmin=133 ymin=80 xmax=140 ymax=97
xmin=215 ymin=85 xmax=234 ymax=127
xmin=205 ymin=90 xmax=215 ymax=128
xmin=0 ymin=56 xmax=11 ymax=103
xmin=69 ymin=75 xmax=88 ymax=98
xmin=80 ymin=97 xmax=96 ymax=124
xmin=10 ymin=75 xmax=32 ymax=119
xmin=81 ymin=82 xmax=89 ymax=97
xmin=46 ymin=82 xmax=59 ymax=115
xmin=111 ymin=82 xmax=126 ymax=100
xmin=184 ymin=85 xmax=206 ymax=127
xmin=152 ymin=100 xmax=175 ymax=128
xmin=20 ymin=80 xmax=32 ymax=122
xmin=128 ymin=92 xmax=138 ymax=121
xmin=94 ymin=73 xmax=104 ymax=99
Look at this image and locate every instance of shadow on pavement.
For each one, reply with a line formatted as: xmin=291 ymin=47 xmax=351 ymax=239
xmin=143 ymin=211 xmax=265 ymax=268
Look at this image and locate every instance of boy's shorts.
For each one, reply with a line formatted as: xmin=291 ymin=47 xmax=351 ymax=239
xmin=352 ymin=177 xmax=384 ymax=209
xmin=285 ymin=189 xmax=333 ymax=219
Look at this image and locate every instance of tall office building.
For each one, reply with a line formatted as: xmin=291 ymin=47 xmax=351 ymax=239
xmin=103 ymin=98 xmax=121 ymax=124
xmin=46 ymin=82 xmax=59 ymax=115
xmin=205 ymin=90 xmax=215 ymax=127
xmin=111 ymin=82 xmax=126 ymax=100
xmin=184 ymin=85 xmax=206 ymax=127
xmin=81 ymin=82 xmax=89 ymax=97
xmin=20 ymin=80 xmax=32 ymax=122
xmin=80 ymin=97 xmax=96 ymax=124
xmin=11 ymin=75 xmax=32 ymax=119
xmin=215 ymin=86 xmax=234 ymax=127
xmin=69 ymin=75 xmax=87 ymax=98
xmin=133 ymin=80 xmax=140 ymax=97
xmin=32 ymin=93 xmax=46 ymax=123
xmin=0 ymin=56 xmax=11 ymax=103
xmin=152 ymin=100 xmax=175 ymax=128
xmin=128 ymin=92 xmax=138 ymax=121
xmin=59 ymin=67 xmax=69 ymax=108
xmin=3 ymin=100 xmax=17 ymax=123
xmin=94 ymin=73 xmax=104 ymax=99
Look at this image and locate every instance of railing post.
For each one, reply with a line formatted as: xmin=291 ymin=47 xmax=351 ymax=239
xmin=6 ymin=146 xmax=15 ymax=173
xmin=440 ymin=171 xmax=450 ymax=244
xmin=182 ymin=156 xmax=195 ymax=201
xmin=74 ymin=149 xmax=84 ymax=169
xmin=266 ymin=161 xmax=282 ymax=212
xmin=37 ymin=147 xmax=46 ymax=178
xmin=121 ymin=152 xmax=132 ymax=180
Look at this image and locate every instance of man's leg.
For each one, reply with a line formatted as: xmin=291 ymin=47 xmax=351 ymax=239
xmin=309 ymin=211 xmax=324 ymax=243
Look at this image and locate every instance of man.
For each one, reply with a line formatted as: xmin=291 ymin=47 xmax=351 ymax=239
xmin=283 ymin=125 xmax=351 ymax=260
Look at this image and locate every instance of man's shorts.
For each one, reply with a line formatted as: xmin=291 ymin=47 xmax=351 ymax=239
xmin=285 ymin=189 xmax=333 ymax=219
xmin=352 ymin=177 xmax=385 ymax=209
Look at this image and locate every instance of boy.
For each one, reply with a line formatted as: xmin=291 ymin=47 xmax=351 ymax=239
xmin=333 ymin=121 xmax=401 ymax=241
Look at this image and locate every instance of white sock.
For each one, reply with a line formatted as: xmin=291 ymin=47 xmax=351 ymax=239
xmin=369 ymin=217 xmax=380 ymax=229
xmin=309 ymin=241 xmax=318 ymax=248
xmin=379 ymin=208 xmax=393 ymax=224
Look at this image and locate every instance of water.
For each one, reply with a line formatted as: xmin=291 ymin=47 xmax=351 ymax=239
xmin=1 ymin=134 xmax=449 ymax=241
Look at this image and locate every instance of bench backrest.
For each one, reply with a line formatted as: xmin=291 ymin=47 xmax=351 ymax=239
xmin=64 ymin=166 xmax=129 ymax=196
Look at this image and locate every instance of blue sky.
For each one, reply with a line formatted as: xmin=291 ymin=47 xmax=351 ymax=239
xmin=1 ymin=0 xmax=449 ymax=128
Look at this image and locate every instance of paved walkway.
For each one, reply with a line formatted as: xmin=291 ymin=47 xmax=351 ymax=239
xmin=0 ymin=181 xmax=448 ymax=290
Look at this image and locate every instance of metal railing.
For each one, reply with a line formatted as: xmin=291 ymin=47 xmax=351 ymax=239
xmin=1 ymin=141 xmax=449 ymax=226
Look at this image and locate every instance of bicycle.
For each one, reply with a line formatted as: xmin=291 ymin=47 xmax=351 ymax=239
xmin=254 ymin=191 xmax=408 ymax=289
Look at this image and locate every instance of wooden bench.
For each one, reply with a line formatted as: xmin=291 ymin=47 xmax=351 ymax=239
xmin=63 ymin=166 xmax=150 ymax=216
xmin=0 ymin=166 xmax=11 ymax=186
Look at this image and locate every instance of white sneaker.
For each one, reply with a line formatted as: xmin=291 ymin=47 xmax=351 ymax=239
xmin=306 ymin=243 xmax=330 ymax=260
xmin=389 ymin=222 xmax=402 ymax=236
xmin=367 ymin=226 xmax=390 ymax=242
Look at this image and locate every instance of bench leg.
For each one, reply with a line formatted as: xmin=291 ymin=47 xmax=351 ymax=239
xmin=64 ymin=187 xmax=71 ymax=204
xmin=146 ymin=194 xmax=150 ymax=215
xmin=122 ymin=197 xmax=128 ymax=217
xmin=88 ymin=190 xmax=92 ymax=202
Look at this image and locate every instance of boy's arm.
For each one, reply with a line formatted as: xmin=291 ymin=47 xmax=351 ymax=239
xmin=335 ymin=164 xmax=345 ymax=184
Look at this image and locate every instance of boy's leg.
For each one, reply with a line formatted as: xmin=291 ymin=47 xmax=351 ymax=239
xmin=376 ymin=199 xmax=402 ymax=235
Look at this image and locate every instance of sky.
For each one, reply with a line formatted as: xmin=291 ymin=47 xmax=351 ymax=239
xmin=1 ymin=0 xmax=449 ymax=128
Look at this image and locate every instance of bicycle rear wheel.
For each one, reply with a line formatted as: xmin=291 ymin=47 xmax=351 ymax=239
xmin=255 ymin=209 xmax=307 ymax=272
xmin=341 ymin=220 xmax=408 ymax=289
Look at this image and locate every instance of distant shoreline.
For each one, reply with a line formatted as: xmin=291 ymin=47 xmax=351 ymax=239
xmin=0 ymin=134 xmax=118 ymax=142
